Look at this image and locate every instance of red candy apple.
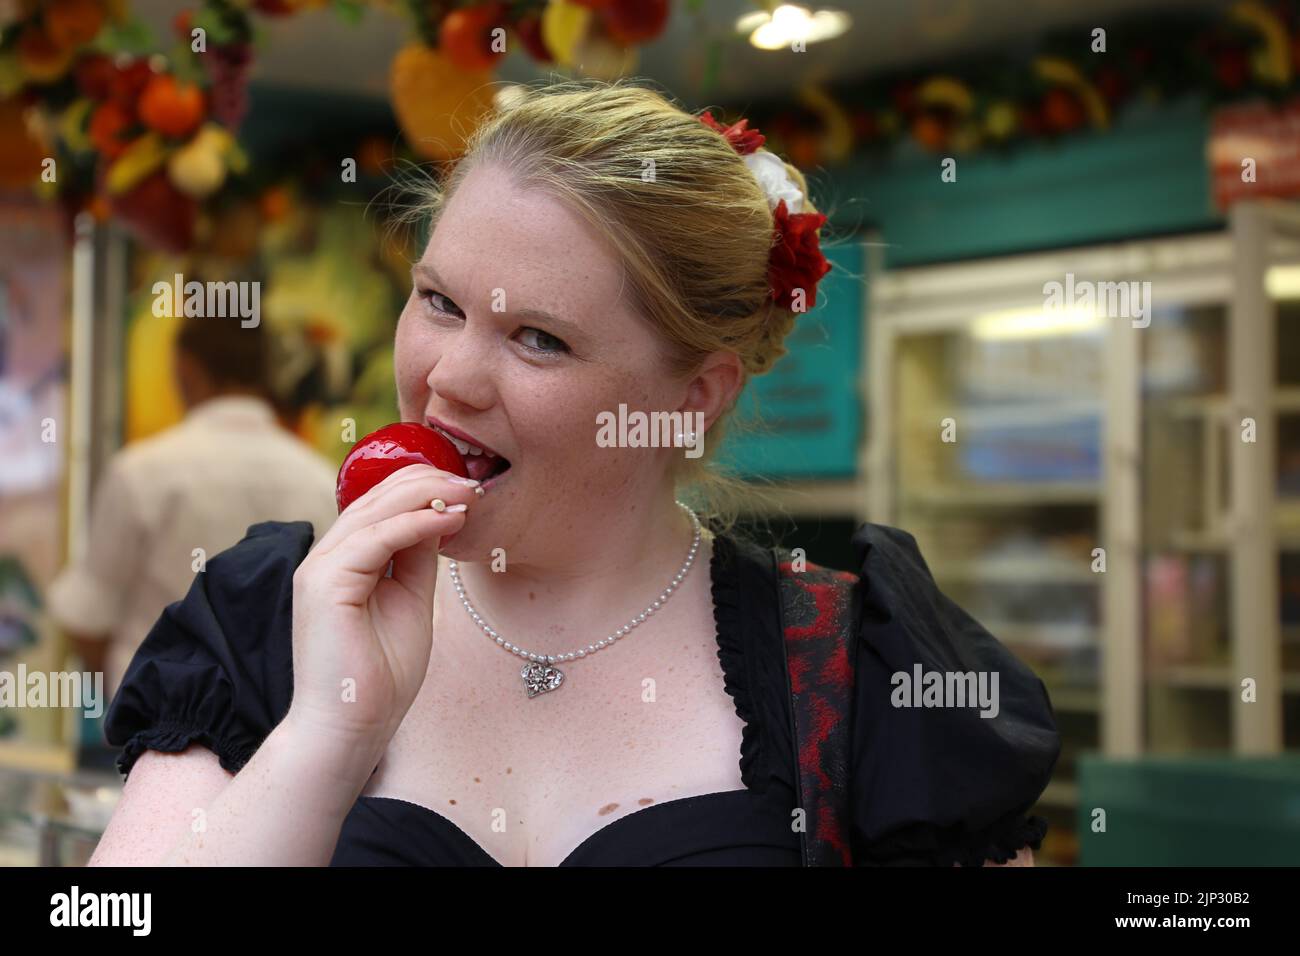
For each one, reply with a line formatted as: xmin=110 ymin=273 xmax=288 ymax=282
xmin=336 ymin=422 xmax=469 ymax=514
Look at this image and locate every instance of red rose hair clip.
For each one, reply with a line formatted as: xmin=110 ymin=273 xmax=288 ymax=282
xmin=699 ymin=111 xmax=832 ymax=311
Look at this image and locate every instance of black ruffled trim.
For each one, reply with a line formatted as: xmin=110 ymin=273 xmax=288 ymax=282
xmin=944 ymin=813 xmax=1048 ymax=867
xmin=709 ymin=532 xmax=764 ymax=791
xmin=855 ymin=811 xmax=1049 ymax=867
xmin=115 ymin=718 xmax=256 ymax=779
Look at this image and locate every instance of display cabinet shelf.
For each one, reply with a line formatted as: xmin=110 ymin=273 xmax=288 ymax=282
xmin=900 ymin=483 xmax=1101 ymax=507
xmin=868 ymin=210 xmax=1300 ymax=864
xmin=927 ymin=557 xmax=1095 ymax=584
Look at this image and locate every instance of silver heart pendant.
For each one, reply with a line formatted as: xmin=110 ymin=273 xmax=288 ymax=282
xmin=520 ymin=661 xmax=564 ymax=698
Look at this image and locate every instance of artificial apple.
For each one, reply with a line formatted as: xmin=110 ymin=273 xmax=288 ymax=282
xmin=88 ymin=99 xmax=132 ymax=157
xmin=17 ymin=23 xmax=75 ymax=83
xmin=600 ymin=0 xmax=669 ymax=45
xmin=138 ymin=74 xmax=205 ymax=139
xmin=45 ymin=0 xmax=107 ymax=50
xmin=439 ymin=3 xmax=509 ymax=72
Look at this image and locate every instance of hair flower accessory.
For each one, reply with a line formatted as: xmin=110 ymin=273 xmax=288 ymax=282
xmin=699 ymin=110 xmax=766 ymax=154
xmin=699 ymin=111 xmax=832 ymax=311
xmin=743 ymin=150 xmax=805 ymax=214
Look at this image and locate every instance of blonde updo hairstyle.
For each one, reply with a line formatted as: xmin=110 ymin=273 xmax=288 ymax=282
xmin=400 ymin=77 xmax=829 ymax=535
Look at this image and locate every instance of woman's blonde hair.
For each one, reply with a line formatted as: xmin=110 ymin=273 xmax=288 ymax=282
xmin=390 ymin=76 xmax=834 ymax=536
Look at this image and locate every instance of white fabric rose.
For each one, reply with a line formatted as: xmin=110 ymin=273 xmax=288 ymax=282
xmin=743 ymin=149 xmax=804 ymax=214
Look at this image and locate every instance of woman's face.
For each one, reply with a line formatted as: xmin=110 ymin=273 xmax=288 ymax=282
xmin=394 ymin=163 xmax=703 ymax=561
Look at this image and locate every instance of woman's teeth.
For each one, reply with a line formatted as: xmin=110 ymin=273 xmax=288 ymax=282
xmin=432 ymin=423 xmax=509 ymax=483
xmin=432 ymin=424 xmax=495 ymax=459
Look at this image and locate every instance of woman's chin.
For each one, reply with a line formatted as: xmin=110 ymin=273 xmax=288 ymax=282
xmin=437 ymin=520 xmax=485 ymax=559
xmin=438 ymin=529 xmax=467 ymax=556
xmin=437 ymin=466 xmax=514 ymax=559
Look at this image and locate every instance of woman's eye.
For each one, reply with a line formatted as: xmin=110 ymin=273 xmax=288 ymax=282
xmin=517 ymin=327 xmax=570 ymax=355
xmin=417 ymin=288 xmax=462 ymax=318
xmin=416 ymin=288 xmax=568 ymax=356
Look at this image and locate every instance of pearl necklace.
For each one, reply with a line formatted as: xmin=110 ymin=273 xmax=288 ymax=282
xmin=447 ymin=500 xmax=703 ymax=698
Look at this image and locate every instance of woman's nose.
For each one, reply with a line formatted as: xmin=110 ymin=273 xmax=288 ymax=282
xmin=426 ymin=325 xmax=496 ymax=409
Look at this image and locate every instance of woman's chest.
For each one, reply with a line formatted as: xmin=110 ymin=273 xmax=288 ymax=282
xmin=360 ymin=608 xmax=748 ymax=866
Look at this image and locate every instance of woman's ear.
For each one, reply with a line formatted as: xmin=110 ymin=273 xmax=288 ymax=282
xmin=680 ymin=350 xmax=744 ymax=432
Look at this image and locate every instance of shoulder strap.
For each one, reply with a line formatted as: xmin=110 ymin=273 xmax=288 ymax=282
xmin=773 ymin=548 xmax=858 ymax=866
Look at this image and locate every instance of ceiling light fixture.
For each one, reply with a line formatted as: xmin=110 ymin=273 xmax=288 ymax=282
xmin=737 ymin=4 xmax=851 ymax=51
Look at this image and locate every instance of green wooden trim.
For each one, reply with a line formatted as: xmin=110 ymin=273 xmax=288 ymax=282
xmin=825 ymin=97 xmax=1221 ymax=267
xmin=718 ymin=240 xmax=866 ymax=478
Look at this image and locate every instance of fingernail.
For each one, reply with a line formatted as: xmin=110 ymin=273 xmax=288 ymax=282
xmin=445 ymin=503 xmax=468 ymax=513
xmin=446 ymin=476 xmax=480 ymax=486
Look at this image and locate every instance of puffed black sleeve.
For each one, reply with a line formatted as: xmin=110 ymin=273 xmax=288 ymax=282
xmin=103 ymin=521 xmax=315 ymax=779
xmin=849 ymin=522 xmax=1061 ymax=866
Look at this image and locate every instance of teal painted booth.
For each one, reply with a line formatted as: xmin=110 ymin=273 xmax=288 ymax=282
xmin=829 ymin=95 xmax=1223 ymax=268
xmin=717 ymin=240 xmax=866 ymax=479
xmin=1078 ymin=754 xmax=1300 ymax=865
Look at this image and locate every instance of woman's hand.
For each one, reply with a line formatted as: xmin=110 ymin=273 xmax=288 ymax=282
xmin=285 ymin=464 xmax=478 ymax=751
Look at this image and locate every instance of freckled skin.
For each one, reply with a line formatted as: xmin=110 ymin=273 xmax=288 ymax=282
xmin=376 ymin=164 xmax=748 ymax=864
xmin=392 ymin=162 xmax=742 ymax=657
xmin=393 ymin=165 xmax=695 ymax=572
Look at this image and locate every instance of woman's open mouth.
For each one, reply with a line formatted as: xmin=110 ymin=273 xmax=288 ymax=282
xmin=428 ymin=422 xmax=512 ymax=486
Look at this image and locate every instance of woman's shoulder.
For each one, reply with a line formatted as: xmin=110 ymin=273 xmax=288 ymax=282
xmin=208 ymin=519 xmax=318 ymax=577
xmin=103 ymin=520 xmax=316 ymax=778
xmin=712 ymin=517 xmax=1063 ymax=720
xmin=844 ymin=520 xmax=1061 ymax=864
xmin=170 ymin=519 xmax=315 ymax=658
xmin=720 ymin=519 xmax=1061 ymax=865
xmin=844 ymin=520 xmax=1059 ymax=715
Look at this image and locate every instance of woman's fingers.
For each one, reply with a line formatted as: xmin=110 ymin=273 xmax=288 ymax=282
xmin=316 ymin=465 xmax=478 ymax=553
xmin=319 ymin=508 xmax=466 ymax=606
xmin=388 ymin=523 xmax=444 ymax=607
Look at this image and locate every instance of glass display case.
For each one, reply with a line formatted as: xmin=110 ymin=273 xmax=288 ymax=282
xmin=867 ymin=206 xmax=1300 ymax=865
xmin=1139 ymin=204 xmax=1300 ymax=755
xmin=0 ymin=765 xmax=119 ymax=867
xmin=1140 ymin=302 xmax=1234 ymax=752
xmin=869 ymin=246 xmax=1114 ymax=866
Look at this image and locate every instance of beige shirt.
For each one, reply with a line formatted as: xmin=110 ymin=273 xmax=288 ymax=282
xmin=48 ymin=396 xmax=339 ymax=696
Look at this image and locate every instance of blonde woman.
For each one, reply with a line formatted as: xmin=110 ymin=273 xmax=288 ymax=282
xmin=90 ymin=79 xmax=1058 ymax=867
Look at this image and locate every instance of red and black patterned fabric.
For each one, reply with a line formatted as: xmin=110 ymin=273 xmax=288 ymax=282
xmin=774 ymin=549 xmax=859 ymax=866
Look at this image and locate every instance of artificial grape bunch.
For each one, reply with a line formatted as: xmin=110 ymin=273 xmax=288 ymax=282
xmin=205 ymin=43 xmax=253 ymax=132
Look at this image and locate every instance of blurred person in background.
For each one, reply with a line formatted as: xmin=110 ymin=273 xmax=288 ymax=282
xmin=48 ymin=305 xmax=339 ymax=702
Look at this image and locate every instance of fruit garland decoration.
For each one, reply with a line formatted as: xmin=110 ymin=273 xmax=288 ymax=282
xmin=97 ymin=3 xmax=272 ymax=251
xmin=0 ymin=0 xmax=297 ymax=250
xmin=1 ymin=0 xmax=680 ymax=248
xmin=741 ymin=0 xmax=1300 ymax=168
xmin=390 ymin=0 xmax=673 ymax=160
xmin=0 ymin=0 xmax=123 ymax=199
